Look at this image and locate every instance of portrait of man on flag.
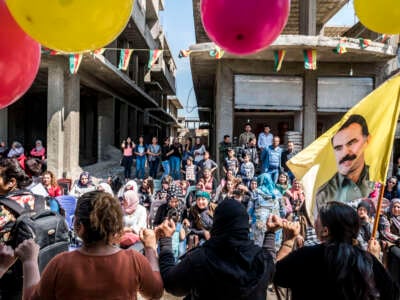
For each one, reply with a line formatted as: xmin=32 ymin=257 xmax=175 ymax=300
xmin=287 ymin=75 xmax=400 ymax=218
xmin=316 ymin=114 xmax=375 ymax=209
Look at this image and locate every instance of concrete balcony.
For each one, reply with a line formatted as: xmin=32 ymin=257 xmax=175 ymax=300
xmin=130 ymin=0 xmax=158 ymax=49
xmin=151 ymin=56 xmax=176 ymax=94
xmin=146 ymin=0 xmax=159 ymax=21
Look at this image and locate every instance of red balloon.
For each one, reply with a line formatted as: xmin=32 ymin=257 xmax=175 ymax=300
xmin=0 ymin=0 xmax=40 ymax=109
xmin=201 ymin=0 xmax=290 ymax=55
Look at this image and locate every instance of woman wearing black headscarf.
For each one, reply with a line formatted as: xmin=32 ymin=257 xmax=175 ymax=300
xmin=154 ymin=198 xmax=278 ymax=300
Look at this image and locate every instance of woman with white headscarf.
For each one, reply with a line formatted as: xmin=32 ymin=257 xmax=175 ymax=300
xmin=30 ymin=140 xmax=46 ymax=160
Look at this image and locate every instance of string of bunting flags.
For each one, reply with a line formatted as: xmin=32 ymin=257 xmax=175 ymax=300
xmin=176 ymin=34 xmax=391 ymax=72
xmin=41 ymin=47 xmax=168 ymax=74
xmin=42 ymin=34 xmax=391 ymax=75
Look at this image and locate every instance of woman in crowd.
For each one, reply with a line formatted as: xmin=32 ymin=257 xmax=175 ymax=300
xmin=183 ymin=190 xmax=216 ymax=249
xmin=153 ymin=193 xmax=181 ymax=227
xmin=379 ymin=198 xmax=400 ymax=284
xmin=384 ymin=177 xmax=398 ymax=201
xmin=275 ymin=201 xmax=399 ymax=300
xmin=69 ymin=172 xmax=96 ymax=198
xmin=154 ymin=198 xmax=278 ymax=299
xmin=121 ymin=137 xmax=135 ymax=180
xmin=15 ymin=191 xmax=163 ymax=299
xmin=200 ymin=168 xmax=218 ymax=199
xmin=192 ymin=137 xmax=206 ymax=166
xmin=0 ymin=159 xmax=36 ymax=299
xmin=161 ymin=137 xmax=171 ymax=179
xmin=147 ymin=136 xmax=161 ymax=179
xmin=182 ymin=137 xmax=193 ymax=170
xmin=29 ymin=140 xmax=46 ymax=161
xmin=120 ymin=190 xmax=147 ymax=248
xmin=169 ymin=137 xmax=183 ymax=180
xmin=284 ymin=178 xmax=305 ymax=221
xmin=275 ymin=172 xmax=291 ymax=196
xmin=148 ymin=176 xmax=171 ymax=227
xmin=217 ymin=178 xmax=238 ymax=204
xmin=134 ymin=135 xmax=147 ymax=180
xmin=42 ymin=171 xmax=62 ymax=197
xmin=97 ymin=182 xmax=114 ymax=196
xmin=138 ymin=177 xmax=154 ymax=212
xmin=248 ymin=178 xmax=283 ymax=246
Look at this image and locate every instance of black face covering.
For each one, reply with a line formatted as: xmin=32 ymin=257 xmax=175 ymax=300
xmin=203 ymin=199 xmax=266 ymax=296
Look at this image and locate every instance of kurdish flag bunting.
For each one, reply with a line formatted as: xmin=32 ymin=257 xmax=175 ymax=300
xmin=93 ymin=48 xmax=106 ymax=55
xmin=69 ymin=54 xmax=83 ymax=74
xmin=41 ymin=47 xmax=62 ymax=55
xmin=333 ymin=38 xmax=347 ymax=55
xmin=359 ymin=38 xmax=371 ymax=49
xmin=209 ymin=46 xmax=225 ymax=59
xmin=178 ymin=49 xmax=192 ymax=58
xmin=118 ymin=49 xmax=134 ymax=71
xmin=303 ymin=49 xmax=317 ymax=70
xmin=148 ymin=49 xmax=162 ymax=69
xmin=381 ymin=34 xmax=390 ymax=43
xmin=273 ymin=50 xmax=286 ymax=72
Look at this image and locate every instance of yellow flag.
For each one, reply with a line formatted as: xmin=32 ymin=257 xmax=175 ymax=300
xmin=287 ymin=75 xmax=400 ymax=215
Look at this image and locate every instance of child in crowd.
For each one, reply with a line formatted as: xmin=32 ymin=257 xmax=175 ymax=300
xmin=181 ymin=156 xmax=196 ymax=185
xmin=239 ymin=153 xmax=254 ymax=187
xmin=223 ymin=148 xmax=239 ymax=176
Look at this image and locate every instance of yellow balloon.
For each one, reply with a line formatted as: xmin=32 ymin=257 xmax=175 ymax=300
xmin=354 ymin=0 xmax=400 ymax=34
xmin=5 ymin=0 xmax=134 ymax=53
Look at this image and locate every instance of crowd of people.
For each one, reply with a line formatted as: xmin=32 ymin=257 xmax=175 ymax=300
xmin=0 ymin=126 xmax=399 ymax=299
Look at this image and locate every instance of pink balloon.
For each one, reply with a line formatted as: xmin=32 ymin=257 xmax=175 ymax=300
xmin=201 ymin=0 xmax=290 ymax=55
xmin=0 ymin=0 xmax=41 ymax=109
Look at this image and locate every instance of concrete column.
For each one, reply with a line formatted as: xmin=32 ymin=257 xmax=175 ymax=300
xmin=299 ymin=0 xmax=317 ymax=35
xmin=47 ymin=58 xmax=66 ymax=178
xmin=98 ymin=96 xmax=115 ymax=160
xmin=0 ymin=108 xmax=7 ymax=143
xmin=294 ymin=111 xmax=303 ymax=133
xmin=64 ymin=74 xmax=80 ymax=176
xmin=303 ymin=71 xmax=318 ymax=147
xmin=215 ymin=62 xmax=234 ymax=166
xmin=120 ymin=103 xmax=129 ymax=139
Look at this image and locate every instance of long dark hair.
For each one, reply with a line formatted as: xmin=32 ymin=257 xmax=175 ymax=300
xmin=320 ymin=202 xmax=379 ymax=300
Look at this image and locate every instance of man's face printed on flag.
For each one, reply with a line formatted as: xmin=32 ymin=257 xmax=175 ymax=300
xmin=332 ymin=122 xmax=369 ymax=177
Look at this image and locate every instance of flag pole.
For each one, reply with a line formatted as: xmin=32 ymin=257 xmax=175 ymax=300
xmin=372 ymin=183 xmax=385 ymax=238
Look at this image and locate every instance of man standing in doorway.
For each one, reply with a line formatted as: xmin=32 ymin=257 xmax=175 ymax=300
xmin=238 ymin=123 xmax=256 ymax=147
xmin=257 ymin=125 xmax=273 ymax=152
xmin=261 ymin=136 xmax=283 ymax=183
xmin=281 ymin=141 xmax=298 ymax=182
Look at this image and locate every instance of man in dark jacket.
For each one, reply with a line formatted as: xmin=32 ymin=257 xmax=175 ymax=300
xmin=156 ymin=198 xmax=278 ymax=300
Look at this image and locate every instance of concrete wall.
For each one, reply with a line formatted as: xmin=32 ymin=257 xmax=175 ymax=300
xmin=215 ymin=62 xmax=234 ymax=166
xmin=47 ymin=59 xmax=66 ymax=178
xmin=98 ymin=96 xmax=115 ymax=161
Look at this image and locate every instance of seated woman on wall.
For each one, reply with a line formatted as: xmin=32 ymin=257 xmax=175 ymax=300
xmin=14 ymin=191 xmax=163 ymax=299
xmin=29 ymin=140 xmax=46 ymax=161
